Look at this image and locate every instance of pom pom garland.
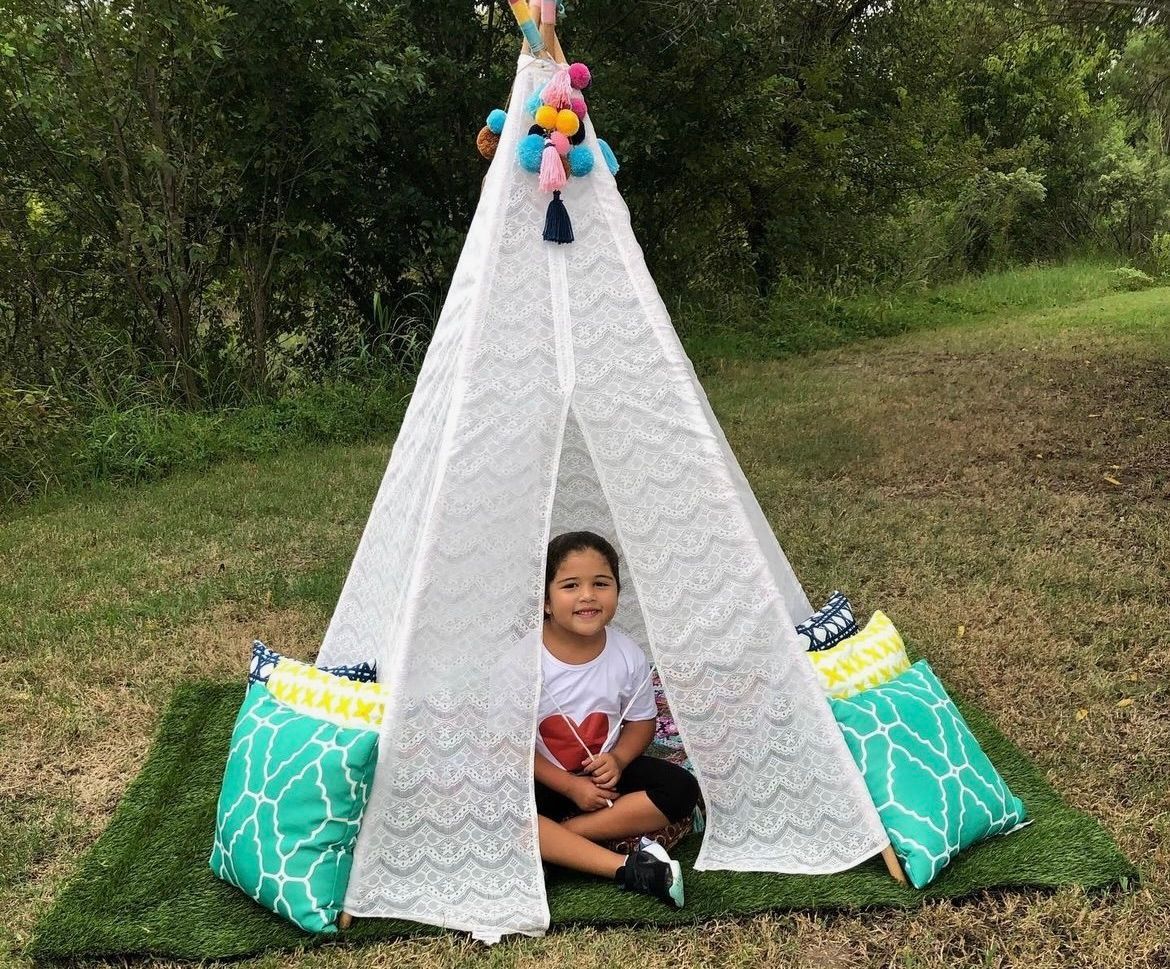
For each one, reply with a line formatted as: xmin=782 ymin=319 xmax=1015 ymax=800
xmin=567 ymin=144 xmax=594 ymax=177
xmin=486 ymin=108 xmax=507 ymax=135
xmin=534 ymin=104 xmax=559 ymax=130
xmin=543 ymin=190 xmax=574 ymax=243
xmin=597 ymin=138 xmax=620 ymax=175
xmin=539 ymin=142 xmax=567 ymax=192
xmin=498 ymin=62 xmax=612 ymax=244
xmin=476 ymin=126 xmax=500 ymax=160
xmin=555 ymin=109 xmax=580 ymax=136
xmin=569 ymin=62 xmax=591 ymax=90
xmin=517 ymin=133 xmax=546 ymax=173
xmin=542 ymin=67 xmax=574 ymax=110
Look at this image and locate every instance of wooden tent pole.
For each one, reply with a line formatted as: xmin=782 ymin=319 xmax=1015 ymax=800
xmin=515 ymin=0 xmax=565 ymax=64
xmin=881 ymin=845 xmax=908 ymax=885
xmin=539 ymin=4 xmax=555 ymax=59
xmin=519 ymin=0 xmax=533 ymax=57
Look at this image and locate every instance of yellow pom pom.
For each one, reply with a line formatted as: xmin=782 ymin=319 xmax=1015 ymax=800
xmin=535 ymin=105 xmax=559 ymax=130
xmin=555 ymin=109 xmax=580 ymax=136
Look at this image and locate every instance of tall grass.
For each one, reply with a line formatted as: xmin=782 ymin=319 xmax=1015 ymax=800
xmin=3 ymin=258 xmax=1148 ymax=507
xmin=677 ymin=257 xmax=1133 ymax=369
xmin=1 ymin=304 xmax=428 ymax=506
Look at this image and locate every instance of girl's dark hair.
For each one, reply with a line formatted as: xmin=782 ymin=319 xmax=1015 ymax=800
xmin=545 ymin=531 xmax=621 ymax=594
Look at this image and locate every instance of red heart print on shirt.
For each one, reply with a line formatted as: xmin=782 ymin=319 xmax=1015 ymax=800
xmin=539 ymin=711 xmax=609 ymax=771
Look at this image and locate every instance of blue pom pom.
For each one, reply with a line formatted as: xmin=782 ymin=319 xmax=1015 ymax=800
xmin=525 ymin=89 xmax=543 ymax=116
xmin=597 ymin=139 xmax=620 ymax=176
xmin=517 ymin=134 xmax=546 ymax=173
xmin=486 ymin=108 xmax=507 ymax=135
xmin=567 ymin=144 xmax=594 ymax=177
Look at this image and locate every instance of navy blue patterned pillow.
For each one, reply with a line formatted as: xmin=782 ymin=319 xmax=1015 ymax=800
xmin=795 ymin=592 xmax=859 ymax=652
xmin=247 ymin=641 xmax=377 ymax=687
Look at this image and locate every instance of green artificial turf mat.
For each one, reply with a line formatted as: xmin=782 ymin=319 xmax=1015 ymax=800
xmin=29 ymin=681 xmax=1136 ymax=962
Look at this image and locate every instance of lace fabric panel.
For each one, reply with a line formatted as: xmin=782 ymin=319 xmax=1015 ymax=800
xmin=548 ymin=407 xmax=650 ymax=649
xmin=319 ymin=56 xmax=569 ymax=938
xmin=560 ymin=123 xmax=888 ymax=873
xmin=315 ymin=267 xmax=460 ymax=671
xmin=317 ymin=52 xmax=887 ymax=941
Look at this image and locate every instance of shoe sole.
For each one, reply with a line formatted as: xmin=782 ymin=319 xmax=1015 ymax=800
xmin=667 ymin=860 xmax=684 ymax=907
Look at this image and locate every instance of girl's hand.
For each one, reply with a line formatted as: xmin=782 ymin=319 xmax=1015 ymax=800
xmin=582 ymin=752 xmax=623 ymax=788
xmin=568 ymin=775 xmax=617 ymax=812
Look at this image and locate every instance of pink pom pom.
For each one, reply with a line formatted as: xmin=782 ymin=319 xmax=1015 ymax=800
xmin=549 ymin=131 xmax=570 ymax=156
xmin=570 ymin=96 xmax=587 ymax=120
xmin=542 ymin=67 xmax=573 ymax=110
xmin=569 ymin=62 xmax=591 ymax=90
xmin=539 ymin=142 xmax=567 ymax=192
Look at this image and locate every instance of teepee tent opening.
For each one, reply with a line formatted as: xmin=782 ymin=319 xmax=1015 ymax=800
xmin=315 ymin=37 xmax=889 ymax=942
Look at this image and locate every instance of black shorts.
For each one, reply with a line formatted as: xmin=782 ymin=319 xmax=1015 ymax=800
xmin=535 ymin=754 xmax=700 ymax=824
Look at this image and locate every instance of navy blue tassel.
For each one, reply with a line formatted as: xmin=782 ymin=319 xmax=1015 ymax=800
xmin=543 ymin=191 xmax=574 ymax=244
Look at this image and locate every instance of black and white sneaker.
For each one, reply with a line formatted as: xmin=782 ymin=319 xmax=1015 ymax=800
xmin=636 ymin=836 xmax=673 ymax=864
xmin=615 ymin=848 xmax=684 ymax=907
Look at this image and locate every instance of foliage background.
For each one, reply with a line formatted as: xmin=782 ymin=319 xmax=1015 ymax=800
xmin=2 ymin=0 xmax=1169 ymax=500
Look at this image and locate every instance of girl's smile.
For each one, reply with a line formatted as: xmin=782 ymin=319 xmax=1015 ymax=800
xmin=544 ymin=548 xmax=619 ymax=646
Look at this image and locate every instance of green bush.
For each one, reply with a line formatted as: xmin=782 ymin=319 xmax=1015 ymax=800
xmin=71 ymin=378 xmax=411 ymax=490
xmin=0 ymin=385 xmax=77 ymax=502
xmin=1150 ymin=232 xmax=1170 ymax=278
xmin=1107 ymin=266 xmax=1157 ymax=291
xmin=0 ymin=374 xmax=411 ymax=505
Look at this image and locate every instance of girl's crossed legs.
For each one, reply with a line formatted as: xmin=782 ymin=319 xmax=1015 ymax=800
xmin=536 ymin=757 xmax=700 ymax=876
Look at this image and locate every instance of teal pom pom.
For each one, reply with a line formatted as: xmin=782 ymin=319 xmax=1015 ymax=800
xmin=486 ymin=108 xmax=507 ymax=135
xmin=518 ymin=134 xmax=546 ymax=173
xmin=598 ymin=139 xmax=620 ymax=176
xmin=567 ymin=144 xmax=594 ymax=177
xmin=524 ymin=88 xmax=544 ymax=116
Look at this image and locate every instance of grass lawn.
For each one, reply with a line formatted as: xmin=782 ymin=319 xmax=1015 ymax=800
xmin=3 ymin=270 xmax=1168 ymax=967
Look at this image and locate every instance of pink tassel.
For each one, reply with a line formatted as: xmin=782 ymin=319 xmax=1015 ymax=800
xmin=542 ymin=67 xmax=573 ymax=110
xmin=539 ymin=142 xmax=567 ymax=192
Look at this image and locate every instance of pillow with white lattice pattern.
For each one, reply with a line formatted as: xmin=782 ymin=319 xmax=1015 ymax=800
xmin=209 ymin=683 xmax=378 ymax=932
xmin=795 ymin=591 xmax=858 ymax=651
xmin=830 ymin=660 xmax=1028 ymax=888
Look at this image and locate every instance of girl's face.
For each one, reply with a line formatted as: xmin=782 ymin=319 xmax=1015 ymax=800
xmin=544 ymin=548 xmax=619 ymax=638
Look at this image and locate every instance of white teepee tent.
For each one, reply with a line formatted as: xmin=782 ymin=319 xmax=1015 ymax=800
xmin=316 ymin=49 xmax=888 ymax=942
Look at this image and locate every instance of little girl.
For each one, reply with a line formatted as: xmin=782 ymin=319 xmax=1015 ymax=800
xmin=530 ymin=530 xmax=700 ymax=907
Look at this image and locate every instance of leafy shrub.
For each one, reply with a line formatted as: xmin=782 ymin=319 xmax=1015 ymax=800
xmin=1108 ymin=266 xmax=1156 ymax=291
xmin=72 ymin=378 xmax=411 ymax=489
xmin=0 ymin=385 xmax=77 ymax=502
xmin=1150 ymin=232 xmax=1170 ymax=278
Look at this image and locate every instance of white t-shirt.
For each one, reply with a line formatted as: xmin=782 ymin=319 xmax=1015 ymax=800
xmin=530 ymin=625 xmax=658 ymax=773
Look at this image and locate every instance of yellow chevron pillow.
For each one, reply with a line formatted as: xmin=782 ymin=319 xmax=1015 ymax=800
xmin=267 ymin=658 xmax=388 ymax=730
xmin=809 ymin=610 xmax=911 ymax=699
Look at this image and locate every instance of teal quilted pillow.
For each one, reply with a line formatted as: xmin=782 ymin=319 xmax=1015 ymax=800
xmin=829 ymin=660 xmax=1028 ymax=888
xmin=209 ymin=683 xmax=379 ymax=933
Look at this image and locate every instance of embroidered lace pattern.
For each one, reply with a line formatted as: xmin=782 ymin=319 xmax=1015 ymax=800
xmin=317 ymin=54 xmax=887 ymax=941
